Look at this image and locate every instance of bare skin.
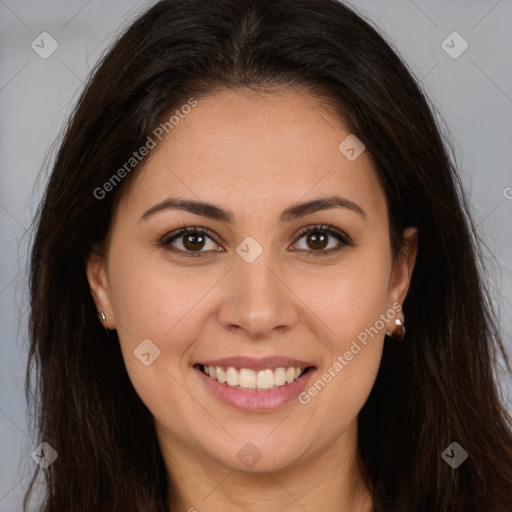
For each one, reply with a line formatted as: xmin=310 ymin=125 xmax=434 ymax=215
xmin=87 ymin=87 xmax=418 ymax=512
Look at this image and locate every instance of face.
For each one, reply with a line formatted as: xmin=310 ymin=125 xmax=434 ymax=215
xmin=87 ymin=88 xmax=417 ymax=477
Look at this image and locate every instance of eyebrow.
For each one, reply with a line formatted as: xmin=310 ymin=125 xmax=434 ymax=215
xmin=140 ymin=195 xmax=367 ymax=223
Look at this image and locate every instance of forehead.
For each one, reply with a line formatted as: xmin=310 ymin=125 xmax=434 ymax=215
xmin=118 ymin=88 xmax=385 ymax=223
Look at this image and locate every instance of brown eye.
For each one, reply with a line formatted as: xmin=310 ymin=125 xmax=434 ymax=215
xmin=161 ymin=226 xmax=221 ymax=257
xmin=305 ymin=231 xmax=329 ymax=251
xmin=182 ymin=232 xmax=207 ymax=251
xmin=292 ymin=225 xmax=352 ymax=257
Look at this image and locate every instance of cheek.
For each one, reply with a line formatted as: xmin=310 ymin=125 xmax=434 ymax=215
xmin=106 ymin=255 xmax=209 ymax=414
xmin=107 ymin=250 xmax=225 ymax=380
xmin=293 ymin=245 xmax=391 ymax=411
xmin=107 ymin=243 xmax=206 ymax=335
xmin=299 ymin=248 xmax=391 ymax=348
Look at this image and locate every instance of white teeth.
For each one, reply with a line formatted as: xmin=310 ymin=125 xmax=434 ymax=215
xmin=226 ymin=367 xmax=238 ymax=387
xmin=256 ymin=369 xmax=275 ymax=390
xmin=274 ymin=367 xmax=286 ymax=386
xmin=239 ymin=368 xmax=256 ymax=389
xmin=201 ymin=365 xmax=308 ymax=391
xmin=216 ymin=367 xmax=227 ymax=383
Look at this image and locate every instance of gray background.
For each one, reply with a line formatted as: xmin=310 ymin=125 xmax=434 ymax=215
xmin=1 ymin=0 xmax=511 ymax=510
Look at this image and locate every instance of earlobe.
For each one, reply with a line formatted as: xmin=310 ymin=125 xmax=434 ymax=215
xmin=390 ymin=226 xmax=419 ymax=306
xmin=85 ymin=252 xmax=115 ymax=330
xmin=385 ymin=227 xmax=418 ymax=340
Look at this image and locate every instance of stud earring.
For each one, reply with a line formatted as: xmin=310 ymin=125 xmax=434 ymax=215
xmin=390 ymin=316 xmax=406 ymax=341
xmin=98 ymin=311 xmax=106 ymax=324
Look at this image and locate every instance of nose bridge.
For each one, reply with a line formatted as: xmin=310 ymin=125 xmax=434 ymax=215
xmin=217 ymin=243 xmax=298 ymax=337
xmin=236 ymin=247 xmax=284 ymax=317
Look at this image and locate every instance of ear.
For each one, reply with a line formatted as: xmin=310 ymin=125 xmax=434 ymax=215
xmin=388 ymin=226 xmax=418 ymax=308
xmin=85 ymin=252 xmax=116 ymax=330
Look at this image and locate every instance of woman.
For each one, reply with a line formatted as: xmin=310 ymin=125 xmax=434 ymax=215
xmin=25 ymin=0 xmax=512 ymax=510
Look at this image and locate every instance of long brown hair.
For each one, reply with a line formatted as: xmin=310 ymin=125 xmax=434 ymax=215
xmin=25 ymin=0 xmax=512 ymax=510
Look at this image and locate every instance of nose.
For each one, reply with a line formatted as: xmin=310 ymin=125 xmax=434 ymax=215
xmin=216 ymin=251 xmax=300 ymax=340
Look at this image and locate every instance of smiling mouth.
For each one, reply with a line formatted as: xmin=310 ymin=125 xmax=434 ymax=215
xmin=196 ymin=364 xmax=314 ymax=391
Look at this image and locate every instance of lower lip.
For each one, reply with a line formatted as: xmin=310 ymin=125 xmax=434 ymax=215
xmin=194 ymin=366 xmax=316 ymax=412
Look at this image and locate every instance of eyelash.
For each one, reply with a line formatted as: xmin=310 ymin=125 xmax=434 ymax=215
xmin=159 ymin=224 xmax=353 ymax=258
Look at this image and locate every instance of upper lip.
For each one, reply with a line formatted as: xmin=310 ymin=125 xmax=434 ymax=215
xmin=195 ymin=356 xmax=316 ymax=371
